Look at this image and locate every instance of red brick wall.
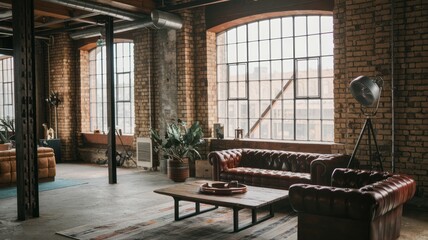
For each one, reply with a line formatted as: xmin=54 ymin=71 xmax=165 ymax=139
xmin=334 ymin=0 xmax=428 ymax=196
xmin=133 ymin=29 xmax=153 ymax=141
xmin=49 ymin=33 xmax=77 ymax=162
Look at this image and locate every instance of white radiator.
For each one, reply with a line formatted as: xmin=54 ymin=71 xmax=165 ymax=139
xmin=136 ymin=137 xmax=153 ymax=168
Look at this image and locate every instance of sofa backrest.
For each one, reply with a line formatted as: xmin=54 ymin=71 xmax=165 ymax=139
xmin=239 ymin=149 xmax=321 ymax=173
xmin=331 ymin=168 xmax=392 ymax=189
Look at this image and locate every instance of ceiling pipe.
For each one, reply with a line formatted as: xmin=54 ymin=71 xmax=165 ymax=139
xmin=0 ymin=10 xmax=12 ymax=19
xmin=70 ymin=10 xmax=182 ymax=40
xmin=41 ymin=0 xmax=147 ymax=21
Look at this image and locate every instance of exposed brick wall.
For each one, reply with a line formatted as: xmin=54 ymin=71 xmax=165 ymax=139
xmin=334 ymin=0 xmax=428 ymax=197
xmin=176 ymin=9 xmax=196 ymax=124
xmin=49 ymin=33 xmax=77 ymax=162
xmin=133 ymin=29 xmax=153 ymax=141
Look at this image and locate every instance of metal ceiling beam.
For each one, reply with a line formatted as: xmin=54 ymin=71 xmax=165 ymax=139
xmin=159 ymin=0 xmax=230 ymax=12
xmin=41 ymin=0 xmax=149 ymax=21
xmin=35 ymin=12 xmax=101 ymax=28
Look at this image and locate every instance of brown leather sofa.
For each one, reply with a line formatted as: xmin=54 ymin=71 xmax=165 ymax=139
xmin=0 ymin=147 xmax=56 ymax=187
xmin=208 ymin=148 xmax=350 ymax=189
xmin=289 ymin=168 xmax=416 ymax=240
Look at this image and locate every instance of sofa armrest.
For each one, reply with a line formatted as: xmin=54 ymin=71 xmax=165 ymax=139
xmin=208 ymin=149 xmax=242 ymax=181
xmin=310 ymin=154 xmax=350 ymax=186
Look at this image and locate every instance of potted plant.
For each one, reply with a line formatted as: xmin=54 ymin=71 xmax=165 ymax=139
xmin=151 ymin=120 xmax=204 ymax=182
xmin=0 ymin=116 xmax=15 ymax=150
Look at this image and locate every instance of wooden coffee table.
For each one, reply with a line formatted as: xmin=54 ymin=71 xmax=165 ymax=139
xmin=154 ymin=181 xmax=288 ymax=232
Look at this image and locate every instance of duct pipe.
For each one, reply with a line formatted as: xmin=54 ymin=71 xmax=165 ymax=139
xmin=0 ymin=10 xmax=12 ymax=19
xmin=41 ymin=0 xmax=146 ymax=21
xmin=70 ymin=10 xmax=183 ymax=40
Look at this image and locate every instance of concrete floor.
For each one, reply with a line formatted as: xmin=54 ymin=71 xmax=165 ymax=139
xmin=0 ymin=163 xmax=427 ymax=240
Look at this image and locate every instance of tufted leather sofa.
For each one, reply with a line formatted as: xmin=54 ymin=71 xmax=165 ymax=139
xmin=289 ymin=168 xmax=416 ymax=240
xmin=208 ymin=148 xmax=350 ymax=189
xmin=0 ymin=147 xmax=56 ymax=187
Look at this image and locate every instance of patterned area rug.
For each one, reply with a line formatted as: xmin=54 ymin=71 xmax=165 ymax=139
xmin=57 ymin=201 xmax=297 ymax=240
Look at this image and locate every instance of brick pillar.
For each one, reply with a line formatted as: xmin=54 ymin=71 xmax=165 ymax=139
xmin=134 ymin=29 xmax=155 ymax=140
xmin=176 ymin=9 xmax=196 ymax=123
xmin=49 ymin=33 xmax=77 ymax=162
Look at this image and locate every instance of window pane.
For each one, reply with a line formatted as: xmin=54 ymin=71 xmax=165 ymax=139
xmin=294 ymin=16 xmax=307 ymax=36
xmin=260 ymin=61 xmax=270 ymax=80
xmin=249 ymin=101 xmax=260 ymax=118
xmin=309 ymin=100 xmax=321 ymax=119
xmin=283 ymin=100 xmax=294 ymax=119
xmin=259 ymin=40 xmax=270 ymax=61
xmin=321 ymin=33 xmax=333 ymax=55
xmin=321 ymin=16 xmax=333 ymax=33
xmin=217 ymin=45 xmax=226 ymax=64
xmin=282 ymin=38 xmax=294 ymax=59
xmin=259 ymin=20 xmax=270 ymax=40
xmin=239 ymin=101 xmax=248 ymax=118
xmin=217 ymin=65 xmax=227 ymax=82
xmin=322 ymin=77 xmax=334 ymax=98
xmin=295 ymin=36 xmax=307 ymax=57
xmin=227 ymin=44 xmax=237 ymax=63
xmin=283 ymin=120 xmax=294 ymax=139
xmin=282 ymin=17 xmax=293 ymax=37
xmin=296 ymin=100 xmax=307 ymax=119
xmin=282 ymin=59 xmax=294 ymax=79
xmin=322 ymin=120 xmax=334 ymax=141
xmin=322 ymin=99 xmax=334 ymax=119
xmin=260 ymin=80 xmax=270 ymax=99
xmin=227 ymin=28 xmax=236 ymax=44
xmin=248 ymin=42 xmax=259 ymax=61
xmin=308 ymin=78 xmax=319 ymax=97
xmin=271 ymin=39 xmax=281 ymax=60
xmin=270 ymin=18 xmax=281 ymax=38
xmin=309 ymin=120 xmax=321 ymax=141
xmin=271 ymin=61 xmax=282 ymax=79
xmin=248 ymin=22 xmax=258 ymax=41
xmin=218 ymin=83 xmax=227 ymax=100
xmin=237 ymin=25 xmax=247 ymax=43
xmin=307 ymin=16 xmax=320 ymax=34
xmin=308 ymin=35 xmax=320 ymax=56
xmin=321 ymin=56 xmax=333 ymax=77
xmin=249 ymin=82 xmax=259 ymax=100
xmin=237 ymin=43 xmax=247 ymax=62
xmin=296 ymin=120 xmax=308 ymax=140
xmin=249 ymin=62 xmax=259 ymax=80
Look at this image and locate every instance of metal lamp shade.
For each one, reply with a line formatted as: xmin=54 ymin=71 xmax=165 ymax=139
xmin=349 ymin=76 xmax=380 ymax=107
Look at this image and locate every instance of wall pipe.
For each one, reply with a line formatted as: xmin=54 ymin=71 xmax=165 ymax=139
xmin=390 ymin=0 xmax=395 ymax=173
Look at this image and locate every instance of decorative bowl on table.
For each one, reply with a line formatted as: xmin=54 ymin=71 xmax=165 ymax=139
xmin=199 ymin=181 xmax=247 ymax=195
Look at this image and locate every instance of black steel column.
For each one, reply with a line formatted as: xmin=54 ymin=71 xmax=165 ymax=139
xmin=105 ymin=16 xmax=117 ymax=184
xmin=12 ymin=0 xmax=39 ymax=220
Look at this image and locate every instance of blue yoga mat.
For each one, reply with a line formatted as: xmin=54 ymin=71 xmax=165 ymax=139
xmin=0 ymin=179 xmax=88 ymax=199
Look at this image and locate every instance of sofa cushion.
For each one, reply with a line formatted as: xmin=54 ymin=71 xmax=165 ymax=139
xmin=220 ymin=167 xmax=311 ymax=189
xmin=239 ymin=149 xmax=320 ymax=173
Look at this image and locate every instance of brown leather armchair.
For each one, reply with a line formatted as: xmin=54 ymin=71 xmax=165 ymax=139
xmin=289 ymin=168 xmax=416 ymax=240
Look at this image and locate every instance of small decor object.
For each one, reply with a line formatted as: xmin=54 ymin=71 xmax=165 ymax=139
xmin=46 ymin=91 xmax=61 ymax=139
xmin=234 ymin=128 xmax=243 ymax=140
xmin=213 ymin=123 xmax=224 ymax=139
xmin=199 ymin=181 xmax=247 ymax=195
xmin=151 ymin=119 xmax=205 ymax=182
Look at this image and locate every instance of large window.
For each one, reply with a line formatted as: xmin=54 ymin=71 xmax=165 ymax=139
xmin=0 ymin=57 xmax=14 ymax=120
xmin=89 ymin=42 xmax=134 ymax=134
xmin=217 ymin=15 xmax=334 ymax=142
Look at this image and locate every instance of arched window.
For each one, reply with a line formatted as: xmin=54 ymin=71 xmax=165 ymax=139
xmin=89 ymin=42 xmax=134 ymax=134
xmin=0 ymin=57 xmax=14 ymax=119
xmin=217 ymin=15 xmax=334 ymax=142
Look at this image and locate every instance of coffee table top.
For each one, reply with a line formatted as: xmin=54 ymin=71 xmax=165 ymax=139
xmin=154 ymin=181 xmax=288 ymax=209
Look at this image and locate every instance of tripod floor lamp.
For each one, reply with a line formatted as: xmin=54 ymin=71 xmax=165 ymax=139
xmin=347 ymin=76 xmax=384 ymax=171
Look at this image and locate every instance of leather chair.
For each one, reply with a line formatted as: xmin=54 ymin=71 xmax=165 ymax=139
xmin=289 ymin=168 xmax=416 ymax=240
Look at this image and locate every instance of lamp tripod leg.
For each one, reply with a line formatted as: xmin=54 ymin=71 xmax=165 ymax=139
xmin=347 ymin=118 xmax=369 ymax=168
xmin=368 ymin=119 xmax=383 ymax=171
